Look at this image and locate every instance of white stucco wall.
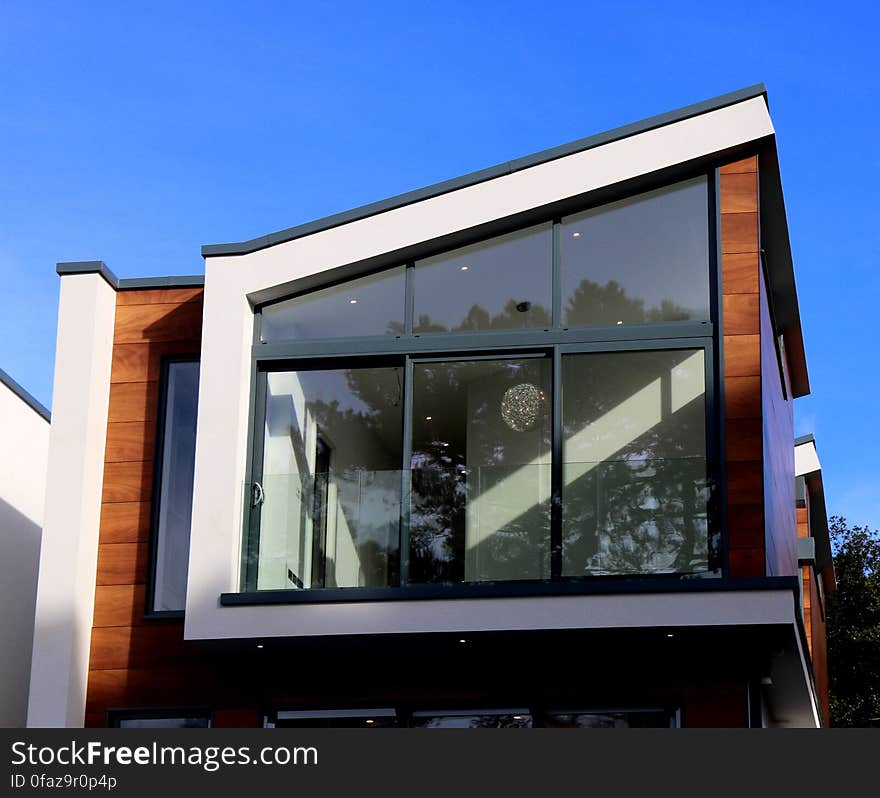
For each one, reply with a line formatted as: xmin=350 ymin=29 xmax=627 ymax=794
xmin=185 ymin=95 xmax=776 ymax=641
xmin=0 ymin=378 xmax=50 ymax=727
xmin=27 ymin=273 xmax=116 ymax=727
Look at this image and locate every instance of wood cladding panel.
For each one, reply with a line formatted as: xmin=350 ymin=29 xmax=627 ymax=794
xmin=724 ymin=376 xmax=762 ymax=418
xmin=111 ymin=340 xmax=201 ymax=384
xmin=101 ymin=461 xmax=153 ymax=504
xmin=721 ymin=213 xmax=759 ymax=254
xmin=726 ymin=418 xmax=763 ymax=462
xmin=723 ymin=335 xmax=760 ymax=377
xmin=719 ymin=172 xmax=758 ymax=213
xmin=93 ymin=584 xmax=148 ymax=628
xmin=720 ymin=157 xmax=757 ymax=174
xmin=721 ymin=253 xmax=761 ymax=294
xmin=722 ymin=294 xmax=761 ymax=336
xmin=105 ymin=421 xmax=156 ymax=463
xmin=95 ymin=542 xmax=149 ymax=586
xmin=760 ymin=273 xmax=797 ymax=578
xmin=99 ymin=502 xmax=151 ymax=544
xmin=727 ymin=504 xmax=764 ymax=549
xmin=108 ymin=382 xmax=159 ymax=423
xmin=89 ymin=285 xmax=203 ymax=725
xmin=114 ymin=302 xmax=203 ymax=344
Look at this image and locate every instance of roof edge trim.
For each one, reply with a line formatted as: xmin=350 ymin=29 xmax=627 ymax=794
xmin=57 ymin=262 xmax=204 ymax=290
xmin=0 ymin=366 xmax=51 ymax=422
xmin=202 ymin=83 xmax=767 ymax=257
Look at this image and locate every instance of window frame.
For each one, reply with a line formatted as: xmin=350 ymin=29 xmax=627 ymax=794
xmin=106 ymin=706 xmax=213 ymax=728
xmin=145 ymin=354 xmax=200 ymax=620
xmin=239 ymin=168 xmax=725 ymax=601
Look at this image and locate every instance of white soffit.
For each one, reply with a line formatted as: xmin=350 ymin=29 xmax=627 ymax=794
xmin=795 ymin=441 xmax=821 ymax=477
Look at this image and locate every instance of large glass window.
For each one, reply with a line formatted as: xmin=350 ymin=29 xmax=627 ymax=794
xmin=151 ymin=359 xmax=199 ymax=613
xmin=561 ymin=349 xmax=708 ymax=576
xmin=253 ymin=365 xmax=403 ymax=590
xmin=413 ymin=224 xmax=552 ymax=333
xmin=560 ymin=178 xmax=709 ymax=328
xmin=411 ymin=710 xmax=532 ymax=728
xmin=245 ymin=174 xmax=717 ymax=595
xmin=261 ymin=266 xmax=406 ymax=341
xmin=409 ymin=357 xmax=551 ymax=583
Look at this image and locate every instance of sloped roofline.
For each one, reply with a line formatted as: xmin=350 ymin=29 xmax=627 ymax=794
xmin=0 ymin=365 xmax=50 ymax=422
xmin=201 ymin=83 xmax=768 ymax=257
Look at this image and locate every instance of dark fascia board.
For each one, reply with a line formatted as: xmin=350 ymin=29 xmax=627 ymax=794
xmin=0 ymin=366 xmax=50 ymax=422
xmin=795 ymin=433 xmax=816 ymax=447
xmin=56 ymin=261 xmax=204 ymax=290
xmin=805 ymin=470 xmax=834 ymax=582
xmin=201 ymin=83 xmax=768 ymax=257
xmin=758 ymin=142 xmax=810 ymax=398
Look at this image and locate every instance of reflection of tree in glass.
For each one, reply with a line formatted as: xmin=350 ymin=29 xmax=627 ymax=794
xmin=295 ymin=378 xmax=403 ymax=586
xmin=564 ymin=278 xmax=693 ymax=327
xmin=562 ymin=352 xmax=713 ymax=576
xmin=413 ymin=298 xmax=551 ymax=334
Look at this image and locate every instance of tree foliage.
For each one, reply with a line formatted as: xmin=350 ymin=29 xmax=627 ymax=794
xmin=827 ymin=515 xmax=880 ymax=726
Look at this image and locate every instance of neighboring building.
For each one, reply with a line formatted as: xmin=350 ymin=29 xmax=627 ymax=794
xmin=28 ymin=84 xmax=833 ymax=728
xmin=0 ymin=368 xmax=50 ymax=727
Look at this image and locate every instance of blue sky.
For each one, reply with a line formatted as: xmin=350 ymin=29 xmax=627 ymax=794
xmin=1 ymin=1 xmax=877 ymax=527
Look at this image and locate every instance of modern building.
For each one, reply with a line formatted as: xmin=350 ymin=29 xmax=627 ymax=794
xmin=0 ymin=368 xmax=50 ymax=727
xmin=26 ymin=84 xmax=833 ymax=728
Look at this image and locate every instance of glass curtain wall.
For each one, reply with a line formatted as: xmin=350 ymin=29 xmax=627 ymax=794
xmin=248 ymin=175 xmax=714 ymax=592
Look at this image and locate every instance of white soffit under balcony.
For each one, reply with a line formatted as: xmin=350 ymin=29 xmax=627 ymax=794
xmin=795 ymin=439 xmax=821 ymax=477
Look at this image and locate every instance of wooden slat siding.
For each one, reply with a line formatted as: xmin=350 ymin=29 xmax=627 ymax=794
xmin=802 ymin=566 xmax=813 ymax=653
xmin=107 ymin=382 xmax=159 ymax=423
xmin=99 ymin=502 xmax=151 ymax=544
xmin=105 ymin=421 xmax=156 ymax=463
xmin=95 ymin=542 xmax=149 ymax=586
xmin=720 ymin=156 xmax=764 ymax=576
xmin=101 ymin=461 xmax=153 ymax=503
xmin=114 ymin=301 xmax=203 ymax=344
xmin=87 ymin=287 xmax=205 ymax=724
xmin=809 ymin=570 xmax=830 ymax=726
xmin=112 ymin=340 xmax=201 ymax=384
xmin=760 ymin=258 xmax=797 ymax=577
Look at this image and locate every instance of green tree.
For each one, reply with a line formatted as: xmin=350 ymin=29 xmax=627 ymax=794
xmin=827 ymin=515 xmax=880 ymax=726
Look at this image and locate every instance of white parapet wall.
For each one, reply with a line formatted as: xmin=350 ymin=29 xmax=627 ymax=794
xmin=0 ymin=372 xmax=50 ymax=727
xmin=27 ymin=273 xmax=116 ymax=727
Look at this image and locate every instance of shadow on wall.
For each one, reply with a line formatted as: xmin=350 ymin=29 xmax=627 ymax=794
xmin=0 ymin=497 xmax=41 ymax=727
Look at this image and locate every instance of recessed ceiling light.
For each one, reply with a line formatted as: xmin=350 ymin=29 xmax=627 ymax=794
xmin=512 ymin=715 xmax=522 ymax=720
xmin=425 ymin=416 xmax=432 ymax=421
xmin=460 ymin=265 xmax=469 ymax=271
xmin=256 ymin=643 xmax=264 ymax=649
xmin=458 ymin=638 xmax=467 ymax=644
xmin=349 ymin=299 xmax=358 ymax=304
xmin=365 ymin=719 xmax=375 ymax=725
xmin=666 ymin=633 xmax=674 ymax=639
xmin=616 ymin=320 xmax=623 ymax=325
xmin=441 ymin=442 xmax=449 ymax=447
xmin=572 ymin=232 xmax=581 ymax=238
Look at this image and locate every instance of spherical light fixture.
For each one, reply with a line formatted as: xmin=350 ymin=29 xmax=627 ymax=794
xmin=500 ymin=383 xmax=545 ymax=432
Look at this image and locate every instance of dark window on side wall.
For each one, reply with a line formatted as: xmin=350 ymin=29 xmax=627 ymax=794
xmin=149 ymin=358 xmax=200 ymax=614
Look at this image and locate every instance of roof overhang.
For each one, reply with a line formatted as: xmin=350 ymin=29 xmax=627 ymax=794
xmin=199 ymin=83 xmax=809 ymax=396
xmin=795 ymin=436 xmax=834 ymax=584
